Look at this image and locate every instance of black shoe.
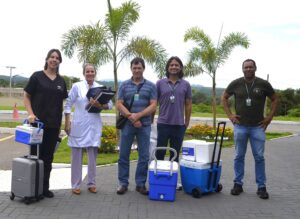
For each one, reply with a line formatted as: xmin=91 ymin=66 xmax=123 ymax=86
xmin=116 ymin=186 xmax=128 ymax=195
xmin=43 ymin=190 xmax=54 ymax=198
xmin=136 ymin=186 xmax=149 ymax=195
xmin=230 ymin=183 xmax=243 ymax=196
xmin=257 ymin=187 xmax=269 ymax=199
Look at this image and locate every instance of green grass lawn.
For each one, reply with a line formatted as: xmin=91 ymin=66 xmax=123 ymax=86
xmin=53 ymin=137 xmax=138 ymax=165
xmin=0 ymin=122 xmax=22 ymax=128
xmin=53 ymin=131 xmax=292 ymax=165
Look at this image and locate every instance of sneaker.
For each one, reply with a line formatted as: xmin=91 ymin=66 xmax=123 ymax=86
xmin=176 ymin=183 xmax=183 ymax=191
xmin=257 ymin=187 xmax=269 ymax=199
xmin=43 ymin=190 xmax=54 ymax=198
xmin=136 ymin=186 xmax=149 ymax=195
xmin=230 ymin=183 xmax=243 ymax=196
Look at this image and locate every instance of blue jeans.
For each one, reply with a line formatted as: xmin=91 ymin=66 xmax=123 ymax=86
xmin=118 ymin=123 xmax=151 ymax=187
xmin=156 ymin=123 xmax=186 ymax=162
xmin=233 ymin=125 xmax=266 ymax=188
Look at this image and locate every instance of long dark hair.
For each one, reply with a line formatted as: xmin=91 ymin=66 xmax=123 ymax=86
xmin=44 ymin=49 xmax=62 ymax=74
xmin=165 ymin=56 xmax=184 ymax=79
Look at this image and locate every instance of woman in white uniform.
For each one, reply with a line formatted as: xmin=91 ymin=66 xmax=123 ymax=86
xmin=64 ymin=63 xmax=113 ymax=195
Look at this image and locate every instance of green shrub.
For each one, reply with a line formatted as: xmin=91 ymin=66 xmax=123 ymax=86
xmin=186 ymin=123 xmax=234 ymax=140
xmin=287 ymin=106 xmax=300 ymax=117
xmin=100 ymin=126 xmax=118 ymax=153
xmin=192 ymin=104 xmax=225 ymax=114
xmin=192 ymin=104 xmax=211 ymax=113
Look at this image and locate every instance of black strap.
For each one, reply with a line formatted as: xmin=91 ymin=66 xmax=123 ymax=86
xmin=34 ymin=159 xmax=40 ymax=198
xmin=126 ymin=80 xmax=146 ymax=111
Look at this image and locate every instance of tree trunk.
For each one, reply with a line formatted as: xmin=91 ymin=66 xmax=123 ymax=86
xmin=212 ymin=72 xmax=217 ymax=129
xmin=113 ymin=55 xmax=118 ymax=124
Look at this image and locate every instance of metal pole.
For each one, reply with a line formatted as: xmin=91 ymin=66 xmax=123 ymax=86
xmin=264 ymin=74 xmax=269 ymax=117
xmin=6 ymin=66 xmax=16 ymax=98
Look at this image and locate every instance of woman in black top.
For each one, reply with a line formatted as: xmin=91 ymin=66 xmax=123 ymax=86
xmin=24 ymin=49 xmax=68 ymax=198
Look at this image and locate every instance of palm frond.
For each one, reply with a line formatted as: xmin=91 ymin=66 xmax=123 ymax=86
xmin=61 ymin=22 xmax=111 ymax=67
xmin=184 ymin=27 xmax=213 ymax=49
xmin=184 ymin=62 xmax=204 ymax=77
xmin=217 ymin=32 xmax=250 ymax=65
xmin=105 ymin=1 xmax=140 ymax=42
xmin=121 ymin=36 xmax=168 ymax=78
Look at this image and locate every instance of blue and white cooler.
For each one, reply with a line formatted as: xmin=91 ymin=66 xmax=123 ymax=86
xmin=148 ymin=147 xmax=178 ymax=202
xmin=15 ymin=120 xmax=44 ymax=145
xmin=180 ymin=159 xmax=222 ymax=197
xmin=182 ymin=139 xmax=220 ymax=163
xmin=180 ymin=122 xmax=226 ymax=198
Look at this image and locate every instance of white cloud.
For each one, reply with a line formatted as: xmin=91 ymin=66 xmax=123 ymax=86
xmin=0 ymin=0 xmax=299 ymax=90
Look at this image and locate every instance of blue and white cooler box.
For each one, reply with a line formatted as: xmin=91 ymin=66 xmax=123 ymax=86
xmin=182 ymin=140 xmax=220 ymax=163
xmin=180 ymin=159 xmax=222 ymax=194
xmin=148 ymin=160 xmax=178 ymax=202
xmin=15 ymin=121 xmax=44 ymax=145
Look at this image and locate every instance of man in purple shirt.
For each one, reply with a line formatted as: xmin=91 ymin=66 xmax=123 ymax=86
xmin=156 ymin=56 xmax=192 ymax=163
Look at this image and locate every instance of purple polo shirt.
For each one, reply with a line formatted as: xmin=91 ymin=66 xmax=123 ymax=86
xmin=156 ymin=78 xmax=192 ymax=125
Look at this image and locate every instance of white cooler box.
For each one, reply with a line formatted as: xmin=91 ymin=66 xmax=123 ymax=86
xmin=182 ymin=139 xmax=220 ymax=163
xmin=15 ymin=122 xmax=44 ymax=145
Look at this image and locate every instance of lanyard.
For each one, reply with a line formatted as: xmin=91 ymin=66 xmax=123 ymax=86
xmin=167 ymin=82 xmax=179 ymax=95
xmin=244 ymin=78 xmax=255 ymax=98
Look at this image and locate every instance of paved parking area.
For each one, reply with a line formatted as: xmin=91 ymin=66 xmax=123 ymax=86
xmin=0 ymin=135 xmax=299 ymax=219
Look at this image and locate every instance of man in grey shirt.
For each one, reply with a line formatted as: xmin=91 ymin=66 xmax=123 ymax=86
xmin=156 ymin=56 xmax=192 ymax=163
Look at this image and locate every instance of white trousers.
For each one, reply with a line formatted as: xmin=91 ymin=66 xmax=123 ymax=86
xmin=71 ymin=147 xmax=98 ymax=189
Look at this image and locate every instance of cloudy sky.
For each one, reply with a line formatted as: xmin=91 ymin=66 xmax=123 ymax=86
xmin=0 ymin=0 xmax=299 ymax=90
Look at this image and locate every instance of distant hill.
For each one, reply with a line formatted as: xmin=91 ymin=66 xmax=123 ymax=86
xmin=191 ymin=84 xmax=225 ymax=97
xmin=0 ymin=75 xmax=28 ymax=83
xmin=0 ymin=75 xmax=225 ymax=97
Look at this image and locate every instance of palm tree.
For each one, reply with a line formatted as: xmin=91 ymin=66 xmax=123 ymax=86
xmin=61 ymin=0 xmax=167 ymax=95
xmin=184 ymin=27 xmax=250 ymax=128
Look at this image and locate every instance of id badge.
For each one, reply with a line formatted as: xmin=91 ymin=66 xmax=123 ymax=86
xmin=246 ymin=98 xmax=252 ymax=106
xmin=170 ymin=95 xmax=175 ymax=104
xmin=134 ymin=93 xmax=139 ymax=101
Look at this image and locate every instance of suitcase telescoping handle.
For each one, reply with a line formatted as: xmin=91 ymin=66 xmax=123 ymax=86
xmin=23 ymin=119 xmax=44 ymax=159
xmin=151 ymin=147 xmax=177 ymax=176
xmin=207 ymin=121 xmax=226 ymax=190
xmin=23 ymin=119 xmax=44 ymax=133
xmin=211 ymin=121 xmax=226 ymax=168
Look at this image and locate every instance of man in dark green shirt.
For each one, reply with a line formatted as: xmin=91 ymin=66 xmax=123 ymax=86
xmin=222 ymin=59 xmax=278 ymax=199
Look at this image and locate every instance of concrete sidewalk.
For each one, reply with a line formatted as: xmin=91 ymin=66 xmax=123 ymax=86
xmin=0 ymin=135 xmax=300 ymax=219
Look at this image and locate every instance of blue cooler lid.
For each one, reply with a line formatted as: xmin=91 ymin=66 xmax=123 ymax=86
xmin=180 ymin=159 xmax=222 ymax=169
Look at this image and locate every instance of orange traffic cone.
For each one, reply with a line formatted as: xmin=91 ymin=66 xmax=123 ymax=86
xmin=13 ymin=103 xmax=20 ymax=120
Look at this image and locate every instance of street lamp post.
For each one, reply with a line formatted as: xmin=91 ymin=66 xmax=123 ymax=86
xmin=6 ymin=66 xmax=16 ymax=98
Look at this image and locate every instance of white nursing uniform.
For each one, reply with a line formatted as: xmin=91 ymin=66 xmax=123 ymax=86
xmin=64 ymin=80 xmax=112 ymax=148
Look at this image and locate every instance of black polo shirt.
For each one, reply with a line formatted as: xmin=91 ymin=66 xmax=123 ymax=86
xmin=24 ymin=71 xmax=68 ymax=128
xmin=225 ymin=77 xmax=275 ymax=126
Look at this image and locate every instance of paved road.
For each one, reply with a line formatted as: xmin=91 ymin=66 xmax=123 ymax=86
xmin=0 ymin=132 xmax=300 ymax=218
xmin=1 ymin=111 xmax=300 ymax=134
xmin=0 ymin=137 xmax=28 ymax=170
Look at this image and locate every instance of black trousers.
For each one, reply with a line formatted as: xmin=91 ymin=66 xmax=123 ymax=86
xmin=156 ymin=124 xmax=186 ymax=162
xmin=30 ymin=128 xmax=60 ymax=192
